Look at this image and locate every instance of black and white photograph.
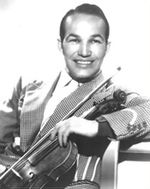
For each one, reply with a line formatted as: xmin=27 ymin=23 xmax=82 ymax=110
xmin=0 ymin=0 xmax=150 ymax=188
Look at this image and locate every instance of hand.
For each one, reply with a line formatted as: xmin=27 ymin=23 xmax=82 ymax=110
xmin=50 ymin=116 xmax=99 ymax=147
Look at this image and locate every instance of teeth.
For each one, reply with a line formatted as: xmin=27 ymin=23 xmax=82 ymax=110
xmin=76 ymin=61 xmax=91 ymax=64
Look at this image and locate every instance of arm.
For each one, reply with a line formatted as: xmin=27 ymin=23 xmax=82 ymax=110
xmin=50 ymin=86 xmax=150 ymax=146
xmin=102 ymin=94 xmax=150 ymax=140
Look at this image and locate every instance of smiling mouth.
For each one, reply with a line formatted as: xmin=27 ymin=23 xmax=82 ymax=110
xmin=75 ymin=60 xmax=94 ymax=65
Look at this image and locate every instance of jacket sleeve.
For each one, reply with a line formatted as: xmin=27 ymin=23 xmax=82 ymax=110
xmin=0 ymin=77 xmax=23 ymax=146
xmin=102 ymin=93 xmax=150 ymax=140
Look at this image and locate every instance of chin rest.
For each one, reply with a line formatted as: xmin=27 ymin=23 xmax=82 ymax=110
xmin=100 ymin=136 xmax=150 ymax=189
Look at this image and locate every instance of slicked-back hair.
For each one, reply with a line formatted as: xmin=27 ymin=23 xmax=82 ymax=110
xmin=59 ymin=3 xmax=110 ymax=43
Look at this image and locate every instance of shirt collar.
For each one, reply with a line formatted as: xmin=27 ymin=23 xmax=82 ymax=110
xmin=59 ymin=69 xmax=76 ymax=87
xmin=59 ymin=68 xmax=103 ymax=88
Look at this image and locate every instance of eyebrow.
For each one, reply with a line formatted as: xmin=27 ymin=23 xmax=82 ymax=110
xmin=66 ymin=33 xmax=105 ymax=41
xmin=91 ymin=34 xmax=105 ymax=41
xmin=66 ymin=34 xmax=80 ymax=40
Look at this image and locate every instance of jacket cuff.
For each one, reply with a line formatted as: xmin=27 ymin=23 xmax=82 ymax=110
xmin=95 ymin=116 xmax=116 ymax=138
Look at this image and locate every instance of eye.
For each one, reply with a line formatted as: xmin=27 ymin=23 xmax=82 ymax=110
xmin=90 ymin=39 xmax=102 ymax=44
xmin=68 ymin=38 xmax=80 ymax=43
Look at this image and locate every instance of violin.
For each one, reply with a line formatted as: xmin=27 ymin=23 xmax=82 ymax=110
xmin=0 ymin=68 xmax=126 ymax=189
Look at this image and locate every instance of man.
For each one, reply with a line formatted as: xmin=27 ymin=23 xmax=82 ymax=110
xmin=0 ymin=3 xmax=150 ymax=189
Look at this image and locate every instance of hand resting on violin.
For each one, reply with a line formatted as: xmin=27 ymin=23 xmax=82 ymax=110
xmin=50 ymin=116 xmax=99 ymax=147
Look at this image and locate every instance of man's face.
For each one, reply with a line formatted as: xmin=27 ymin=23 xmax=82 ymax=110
xmin=61 ymin=13 xmax=108 ymax=83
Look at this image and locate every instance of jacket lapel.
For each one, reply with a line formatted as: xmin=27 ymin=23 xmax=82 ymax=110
xmin=20 ymin=73 xmax=61 ymax=151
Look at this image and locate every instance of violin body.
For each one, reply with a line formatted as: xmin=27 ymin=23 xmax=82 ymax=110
xmin=0 ymin=141 xmax=77 ymax=189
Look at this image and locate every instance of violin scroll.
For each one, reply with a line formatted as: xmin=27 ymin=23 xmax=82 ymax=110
xmin=87 ymin=89 xmax=127 ymax=120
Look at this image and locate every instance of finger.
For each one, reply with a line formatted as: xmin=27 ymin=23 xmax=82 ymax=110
xmin=50 ymin=121 xmax=63 ymax=140
xmin=50 ymin=128 xmax=58 ymax=140
xmin=57 ymin=123 xmax=68 ymax=147
xmin=58 ymin=129 xmax=63 ymax=147
xmin=62 ymin=129 xmax=70 ymax=147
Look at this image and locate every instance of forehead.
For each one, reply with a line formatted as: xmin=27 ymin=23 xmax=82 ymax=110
xmin=64 ymin=13 xmax=107 ymax=38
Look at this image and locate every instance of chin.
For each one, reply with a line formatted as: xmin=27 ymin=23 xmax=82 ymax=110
xmin=70 ymin=73 xmax=96 ymax=83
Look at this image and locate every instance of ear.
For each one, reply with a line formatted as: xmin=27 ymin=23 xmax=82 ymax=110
xmin=57 ymin=38 xmax=63 ymax=52
xmin=106 ymin=41 xmax=111 ymax=54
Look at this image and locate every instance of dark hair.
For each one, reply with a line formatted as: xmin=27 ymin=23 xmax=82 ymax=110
xmin=59 ymin=3 xmax=110 ymax=42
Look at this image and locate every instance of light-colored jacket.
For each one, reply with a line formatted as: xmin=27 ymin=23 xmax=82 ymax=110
xmin=0 ymin=72 xmax=150 ymax=152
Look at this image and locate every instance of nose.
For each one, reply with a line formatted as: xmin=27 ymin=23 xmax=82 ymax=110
xmin=78 ymin=42 xmax=91 ymax=57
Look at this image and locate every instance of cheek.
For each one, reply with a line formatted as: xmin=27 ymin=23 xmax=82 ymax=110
xmin=92 ymin=45 xmax=107 ymax=58
xmin=63 ymin=45 xmax=78 ymax=57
